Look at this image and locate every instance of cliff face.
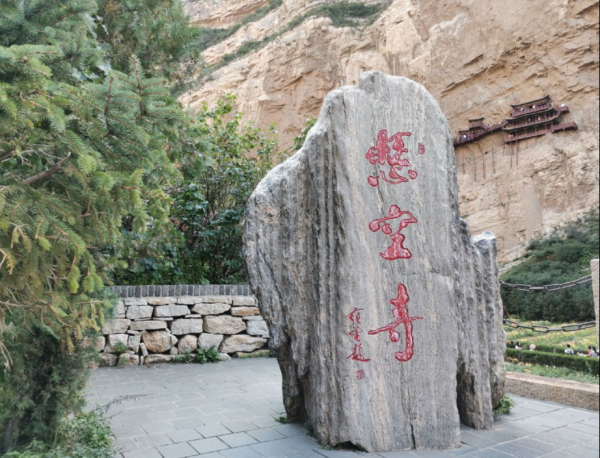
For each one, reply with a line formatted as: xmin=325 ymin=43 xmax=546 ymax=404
xmin=180 ymin=0 xmax=600 ymax=261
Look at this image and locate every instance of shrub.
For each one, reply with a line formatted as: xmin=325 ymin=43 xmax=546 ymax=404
xmin=506 ymin=349 xmax=599 ymax=376
xmin=493 ymin=395 xmax=515 ymax=418
xmin=171 ymin=347 xmax=221 ymax=365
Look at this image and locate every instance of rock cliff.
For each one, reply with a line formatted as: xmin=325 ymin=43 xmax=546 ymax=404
xmin=180 ymin=0 xmax=600 ymax=261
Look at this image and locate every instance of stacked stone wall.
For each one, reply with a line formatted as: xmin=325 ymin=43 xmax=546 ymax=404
xmin=97 ymin=286 xmax=268 ymax=367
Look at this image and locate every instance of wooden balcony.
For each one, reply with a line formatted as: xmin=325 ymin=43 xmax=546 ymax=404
xmin=552 ymin=121 xmax=578 ymax=133
xmin=509 ymin=103 xmax=554 ymax=119
xmin=504 ymin=114 xmax=558 ymax=132
xmin=505 ymin=127 xmax=551 ymax=144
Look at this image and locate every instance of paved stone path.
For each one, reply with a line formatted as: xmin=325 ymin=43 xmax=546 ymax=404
xmin=86 ymin=358 xmax=599 ymax=458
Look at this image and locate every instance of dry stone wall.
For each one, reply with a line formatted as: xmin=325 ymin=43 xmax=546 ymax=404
xmin=97 ymin=286 xmax=269 ymax=367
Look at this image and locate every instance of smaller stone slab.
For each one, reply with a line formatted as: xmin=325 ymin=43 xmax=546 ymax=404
xmin=220 ymin=335 xmax=267 ymax=353
xmin=232 ymin=296 xmax=256 ymax=306
xmin=177 ymin=296 xmax=202 ymax=305
xmin=124 ymin=298 xmax=148 ymax=306
xmin=204 ymin=316 xmax=246 ymax=335
xmin=126 ymin=305 xmax=154 ymax=320
xmin=154 ymin=305 xmax=190 ymax=318
xmin=104 ymin=334 xmax=128 ymax=353
xmin=246 ymin=320 xmax=270 ymax=338
xmin=142 ymin=331 xmax=173 ymax=353
xmin=144 ymin=355 xmax=172 ymax=365
xmin=171 ymin=319 xmax=203 ymax=335
xmin=198 ymin=333 xmax=224 ymax=351
xmin=231 ymin=307 xmax=260 ymax=317
xmin=191 ymin=303 xmax=231 ymax=316
xmin=129 ymin=320 xmax=168 ymax=331
xmin=102 ymin=319 xmax=131 ymax=335
xmin=148 ymin=297 xmax=178 ymax=306
xmin=201 ymin=296 xmax=233 ymax=305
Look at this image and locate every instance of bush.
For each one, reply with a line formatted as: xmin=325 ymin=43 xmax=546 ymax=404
xmin=506 ymin=349 xmax=599 ymax=376
xmin=171 ymin=347 xmax=221 ymax=364
xmin=501 ymin=210 xmax=599 ymax=322
xmin=493 ymin=395 xmax=515 ymax=418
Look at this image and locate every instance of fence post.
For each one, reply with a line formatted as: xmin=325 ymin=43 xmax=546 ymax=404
xmin=592 ymin=259 xmax=599 ymax=342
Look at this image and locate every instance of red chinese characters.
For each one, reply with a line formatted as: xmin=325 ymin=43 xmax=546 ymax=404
xmin=365 ymin=130 xmax=419 ymax=187
xmin=418 ymin=143 xmax=426 ymax=155
xmin=369 ymin=205 xmax=418 ymax=261
xmin=357 ymin=370 xmax=366 ymax=380
xmin=347 ymin=308 xmax=370 ymax=363
xmin=368 ymin=284 xmax=423 ymax=362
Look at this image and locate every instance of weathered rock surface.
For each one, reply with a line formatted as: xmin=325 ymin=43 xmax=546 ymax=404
xmin=102 ymin=319 xmax=131 ymax=335
xmin=178 ymin=335 xmax=199 ymax=354
xmin=99 ymin=353 xmax=117 ymax=367
xmin=115 ymin=301 xmax=126 ymax=318
xmin=104 ymin=334 xmax=128 ymax=354
xmin=124 ymin=298 xmax=147 ymax=306
xmin=128 ymin=335 xmax=141 ymax=353
xmin=192 ymin=303 xmax=231 ymax=315
xmin=177 ymin=296 xmax=201 ymax=305
xmin=142 ymin=331 xmax=173 ymax=353
xmin=183 ymin=0 xmax=600 ymax=261
xmin=154 ymin=305 xmax=190 ymax=318
xmin=220 ymin=335 xmax=268 ymax=353
xmin=144 ymin=355 xmax=173 ymax=365
xmin=246 ymin=320 xmax=270 ymax=338
xmin=148 ymin=297 xmax=178 ymax=306
xmin=232 ymin=296 xmax=256 ymax=306
xmin=244 ymin=73 xmax=505 ymax=452
xmin=126 ymin=305 xmax=154 ymax=320
xmin=119 ymin=354 xmax=140 ymax=366
xmin=198 ymin=333 xmax=225 ymax=351
xmin=202 ymin=296 xmax=233 ymax=304
xmin=129 ymin=321 xmax=168 ymax=332
xmin=203 ymin=316 xmax=246 ymax=335
xmin=171 ymin=319 xmax=204 ymax=335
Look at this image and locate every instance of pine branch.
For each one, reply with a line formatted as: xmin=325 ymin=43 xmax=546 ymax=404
xmin=22 ymin=153 xmax=72 ymax=185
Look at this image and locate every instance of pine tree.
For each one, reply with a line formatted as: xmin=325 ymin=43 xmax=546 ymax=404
xmin=0 ymin=0 xmax=186 ymax=449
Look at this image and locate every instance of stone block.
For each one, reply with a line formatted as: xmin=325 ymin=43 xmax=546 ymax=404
xmin=201 ymin=296 xmax=233 ymax=305
xmin=154 ymin=305 xmax=190 ymax=318
xmin=140 ymin=343 xmax=149 ymax=357
xmin=169 ymin=347 xmax=178 ymax=355
xmin=171 ymin=318 xmax=204 ymax=335
xmin=219 ymin=353 xmax=232 ymax=361
xmin=115 ymin=300 xmax=126 ymax=318
xmin=203 ymin=316 xmax=246 ymax=335
xmin=232 ymin=296 xmax=256 ymax=306
xmin=102 ymin=319 xmax=131 ymax=335
xmin=119 ymin=354 xmax=140 ymax=366
xmin=178 ymin=335 xmax=198 ymax=354
xmin=236 ymin=349 xmax=271 ymax=358
xmin=104 ymin=334 xmax=129 ymax=353
xmin=142 ymin=331 xmax=173 ymax=353
xmin=220 ymin=335 xmax=267 ymax=353
xmin=148 ymin=297 xmax=178 ymax=306
xmin=130 ymin=321 xmax=167 ymax=332
xmin=191 ymin=303 xmax=231 ymax=316
xmin=177 ymin=296 xmax=201 ymax=305
xmin=198 ymin=333 xmax=224 ymax=351
xmin=144 ymin=355 xmax=172 ymax=365
xmin=99 ymin=353 xmax=117 ymax=367
xmin=128 ymin=334 xmax=141 ymax=353
xmin=124 ymin=298 xmax=148 ymax=306
xmin=231 ymin=307 xmax=260 ymax=317
xmin=246 ymin=320 xmax=270 ymax=338
xmin=126 ymin=305 xmax=154 ymax=320
xmin=242 ymin=316 xmax=264 ymax=321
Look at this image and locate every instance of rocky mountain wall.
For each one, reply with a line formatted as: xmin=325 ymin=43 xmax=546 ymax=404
xmin=179 ymin=0 xmax=600 ymax=261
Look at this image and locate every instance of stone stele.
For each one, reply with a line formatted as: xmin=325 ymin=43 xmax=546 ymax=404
xmin=244 ymin=72 xmax=506 ymax=453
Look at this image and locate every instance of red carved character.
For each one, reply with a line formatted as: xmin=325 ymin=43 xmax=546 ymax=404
xmin=357 ymin=370 xmax=366 ymax=380
xmin=369 ymin=205 xmax=418 ymax=261
xmin=349 ymin=326 xmax=364 ymax=342
xmin=366 ymin=130 xmax=416 ymax=187
xmin=348 ymin=343 xmax=371 ymax=363
xmin=418 ymin=143 xmax=426 ymax=155
xmin=347 ymin=308 xmax=363 ymax=324
xmin=368 ymin=284 xmax=423 ymax=362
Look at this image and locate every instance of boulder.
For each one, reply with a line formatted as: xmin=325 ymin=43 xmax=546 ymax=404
xmin=219 ymin=353 xmax=232 ymax=361
xmin=130 ymin=321 xmax=168 ymax=332
xmin=104 ymin=334 xmax=129 ymax=354
xmin=148 ymin=297 xmax=178 ymax=306
xmin=191 ymin=303 xmax=231 ymax=316
xmin=118 ymin=354 xmax=140 ymax=366
xmin=198 ymin=333 xmax=224 ymax=351
xmin=232 ymin=296 xmax=256 ymax=306
xmin=102 ymin=319 xmax=131 ymax=335
xmin=231 ymin=307 xmax=260 ymax=317
xmin=177 ymin=296 xmax=201 ymax=305
xmin=203 ymin=316 xmax=246 ymax=335
xmin=178 ymin=335 xmax=198 ymax=354
xmin=99 ymin=353 xmax=118 ymax=367
xmin=142 ymin=331 xmax=173 ymax=353
xmin=144 ymin=355 xmax=172 ymax=365
xmin=124 ymin=298 xmax=147 ymax=306
xmin=154 ymin=305 xmax=190 ymax=318
xmin=201 ymin=296 xmax=233 ymax=305
xmin=171 ymin=319 xmax=204 ymax=335
xmin=244 ymin=72 xmax=505 ymax=452
xmin=220 ymin=335 xmax=267 ymax=353
xmin=126 ymin=305 xmax=154 ymax=320
xmin=246 ymin=320 xmax=270 ymax=338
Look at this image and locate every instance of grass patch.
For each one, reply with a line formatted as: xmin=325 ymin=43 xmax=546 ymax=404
xmin=506 ymin=361 xmax=599 ymax=385
xmin=275 ymin=416 xmax=290 ymax=424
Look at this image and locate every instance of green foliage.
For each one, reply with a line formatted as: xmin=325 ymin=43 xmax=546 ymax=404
xmin=493 ymin=395 xmax=515 ymax=419
xmin=501 ymin=210 xmax=599 ymax=322
xmin=505 ymin=321 xmax=598 ymax=349
xmin=506 ymin=349 xmax=599 ymax=376
xmin=95 ymin=0 xmax=202 ymax=83
xmin=171 ymin=347 xmax=221 ymax=364
xmin=4 ymin=409 xmax=114 ymax=458
xmin=112 ymin=342 xmax=128 ymax=357
xmin=275 ymin=416 xmax=290 ymax=424
xmin=0 ymin=320 xmax=99 ymax=452
xmin=112 ymin=95 xmax=278 ymax=285
xmin=291 ymin=117 xmax=317 ymax=152
xmin=506 ymin=362 xmax=599 ymax=385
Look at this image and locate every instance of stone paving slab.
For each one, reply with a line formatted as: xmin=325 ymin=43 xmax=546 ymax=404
xmin=85 ymin=359 xmax=599 ymax=458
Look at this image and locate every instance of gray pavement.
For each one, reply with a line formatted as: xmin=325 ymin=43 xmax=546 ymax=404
xmin=86 ymin=358 xmax=599 ymax=458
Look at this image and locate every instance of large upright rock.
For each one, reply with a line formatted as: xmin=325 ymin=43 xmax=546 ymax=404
xmin=244 ymin=72 xmax=505 ymax=453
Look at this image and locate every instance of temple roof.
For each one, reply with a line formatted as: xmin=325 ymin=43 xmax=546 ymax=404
xmin=510 ymin=95 xmax=551 ymax=109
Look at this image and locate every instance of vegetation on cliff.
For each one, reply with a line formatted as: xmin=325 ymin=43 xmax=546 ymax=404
xmin=501 ymin=210 xmax=599 ymax=323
